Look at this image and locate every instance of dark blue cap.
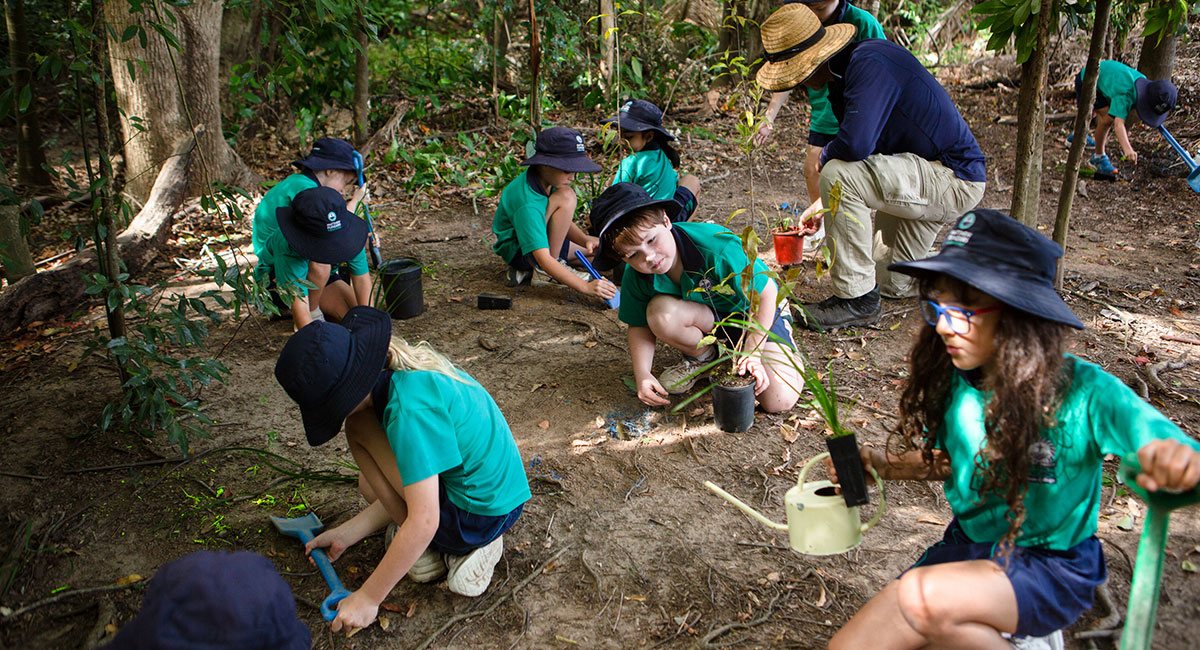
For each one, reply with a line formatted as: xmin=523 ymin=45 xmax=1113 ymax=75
xmin=292 ymin=137 xmax=358 ymax=172
xmin=103 ymin=551 xmax=310 ymax=650
xmin=275 ymin=307 xmax=392 ymax=446
xmin=520 ymin=127 xmax=602 ymax=173
xmin=593 ymin=182 xmax=681 ymax=260
xmin=889 ymin=209 xmax=1084 ymax=329
xmin=1134 ymin=78 xmax=1177 ymax=128
xmin=602 ymin=99 xmax=675 ymax=141
xmin=275 ymin=186 xmax=369 ymax=265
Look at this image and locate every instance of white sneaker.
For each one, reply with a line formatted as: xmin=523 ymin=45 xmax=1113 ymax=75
xmin=531 ymin=263 xmax=591 ymax=287
xmin=657 ymin=351 xmax=716 ymax=395
xmin=506 ymin=267 xmax=531 ymax=287
xmin=1008 ymin=630 xmax=1064 ymax=650
xmin=385 ymin=524 xmax=447 ymax=583
xmin=445 ymin=535 xmax=504 ymax=597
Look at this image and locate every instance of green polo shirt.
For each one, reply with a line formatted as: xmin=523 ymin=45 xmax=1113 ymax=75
xmin=492 ymin=169 xmax=554 ymax=264
xmin=807 ymin=5 xmax=885 ymax=138
xmin=252 ymin=173 xmax=318 ymax=264
xmin=382 ymin=369 xmax=531 ymax=516
xmin=939 ymin=356 xmax=1200 ymax=550
xmin=617 ymin=221 xmax=769 ymax=328
xmin=613 ymin=148 xmax=678 ymax=201
xmin=1082 ymin=60 xmax=1145 ymax=121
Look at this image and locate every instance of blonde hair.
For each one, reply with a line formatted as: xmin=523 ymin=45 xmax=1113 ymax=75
xmin=385 ymin=336 xmax=468 ymax=383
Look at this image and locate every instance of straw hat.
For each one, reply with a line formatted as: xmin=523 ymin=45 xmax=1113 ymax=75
xmin=756 ymin=4 xmax=856 ymax=91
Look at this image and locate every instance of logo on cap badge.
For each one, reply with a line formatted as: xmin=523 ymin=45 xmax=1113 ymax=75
xmin=576 ymin=135 xmax=585 ymax=152
xmin=621 ymin=101 xmax=632 ymax=112
xmin=957 ymin=213 xmax=976 ymax=230
xmin=327 ymin=211 xmax=337 ymax=222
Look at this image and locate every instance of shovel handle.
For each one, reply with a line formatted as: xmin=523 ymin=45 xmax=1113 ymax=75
xmin=1159 ymin=126 xmax=1198 ymax=172
xmin=352 ymin=151 xmax=383 ymax=270
xmin=292 ymin=529 xmax=350 ymax=621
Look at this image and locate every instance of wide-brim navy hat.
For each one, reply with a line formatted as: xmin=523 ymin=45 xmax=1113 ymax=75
xmin=520 ymin=126 xmax=602 ymax=173
xmin=888 ymin=209 xmax=1084 ymax=330
xmin=593 ymin=182 xmax=682 ymax=260
xmin=104 ymin=551 xmax=310 ymax=650
xmin=276 ymin=186 xmax=369 ymax=265
xmin=274 ymin=307 xmax=392 ymax=446
xmin=1134 ymin=77 xmax=1177 ymax=128
xmin=292 ymin=137 xmax=358 ymax=172
xmin=602 ymin=99 xmax=675 ymax=141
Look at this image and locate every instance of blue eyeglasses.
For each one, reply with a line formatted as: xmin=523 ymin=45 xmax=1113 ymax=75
xmin=920 ymin=301 xmax=999 ymax=335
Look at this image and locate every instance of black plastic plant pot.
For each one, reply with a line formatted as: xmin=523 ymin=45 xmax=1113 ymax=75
xmin=712 ymin=380 xmax=756 ymax=433
xmin=826 ymin=433 xmax=869 ymax=507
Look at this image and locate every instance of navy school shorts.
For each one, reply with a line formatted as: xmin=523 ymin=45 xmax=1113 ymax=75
xmin=508 ymin=237 xmax=573 ymax=272
xmin=1074 ymin=72 xmax=1112 ymax=112
xmin=672 ymin=185 xmax=697 ymax=222
xmin=708 ymin=302 xmax=797 ymax=353
xmin=430 ymin=480 xmax=523 ymax=557
xmin=266 ymin=265 xmax=351 ymax=312
xmin=906 ymin=518 xmax=1106 ymax=637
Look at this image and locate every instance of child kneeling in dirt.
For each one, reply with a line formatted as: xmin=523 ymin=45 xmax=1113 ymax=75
xmin=593 ymin=182 xmax=802 ymax=413
xmin=492 ymin=126 xmax=617 ymax=302
xmin=827 ymin=209 xmax=1200 ymax=650
xmin=104 ymin=551 xmax=310 ymax=649
xmin=252 ymin=137 xmax=373 ymax=329
xmin=602 ymin=99 xmax=701 ymax=221
xmin=274 ymin=307 xmax=530 ymax=634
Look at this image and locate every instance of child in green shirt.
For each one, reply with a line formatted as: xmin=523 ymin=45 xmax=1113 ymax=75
xmin=593 ymin=183 xmax=803 ymax=414
xmin=602 ymin=99 xmax=701 ymax=221
xmin=252 ymin=137 xmax=372 ymax=330
xmin=492 ymin=127 xmax=617 ymax=302
xmin=1075 ymin=60 xmax=1178 ymax=176
xmin=275 ymin=307 xmax=530 ymax=635
xmin=827 ymin=209 xmax=1200 ymax=650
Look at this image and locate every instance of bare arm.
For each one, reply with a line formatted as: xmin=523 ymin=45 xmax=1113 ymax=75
xmin=532 ymin=247 xmax=616 ymax=300
xmin=753 ymin=91 xmax=792 ymax=146
xmin=628 ymin=325 xmax=669 ymax=406
xmin=1112 ymin=117 xmax=1137 ymax=164
xmin=864 ymin=444 xmax=951 ymax=482
xmin=351 ymin=273 xmax=372 ymax=308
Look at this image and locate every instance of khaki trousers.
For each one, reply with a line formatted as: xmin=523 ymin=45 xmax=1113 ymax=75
xmin=818 ymin=153 xmax=986 ymax=299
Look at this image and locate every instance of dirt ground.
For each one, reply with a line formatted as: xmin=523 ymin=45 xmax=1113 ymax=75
xmin=4 ymin=32 xmax=1200 ymax=650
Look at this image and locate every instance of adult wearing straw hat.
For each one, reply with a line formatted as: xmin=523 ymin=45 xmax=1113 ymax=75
xmin=757 ymin=4 xmax=987 ymax=331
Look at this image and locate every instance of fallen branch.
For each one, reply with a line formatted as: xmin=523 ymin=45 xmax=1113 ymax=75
xmin=412 ymin=235 xmax=468 ymax=244
xmin=1139 ymin=355 xmax=1189 ymax=400
xmin=0 ymin=577 xmax=150 ymax=621
xmin=998 ymin=111 xmax=1076 ymax=125
xmin=701 ymin=587 xmax=783 ymax=647
xmin=413 ymin=546 xmax=571 ymax=650
xmin=1162 ymin=334 xmax=1200 ymax=346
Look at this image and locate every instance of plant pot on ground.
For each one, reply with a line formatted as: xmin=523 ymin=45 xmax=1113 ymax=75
xmin=826 ymin=432 xmax=869 ymax=507
xmin=771 ymin=228 xmax=805 ymax=267
xmin=711 ymin=372 xmax=756 ymax=433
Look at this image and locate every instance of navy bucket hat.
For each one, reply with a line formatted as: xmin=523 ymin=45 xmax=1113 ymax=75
xmin=592 ymin=182 xmax=681 ymax=260
xmin=602 ymin=99 xmax=675 ymax=141
xmin=276 ymin=186 xmax=369 ymax=265
xmin=274 ymin=306 xmax=392 ymax=446
xmin=103 ymin=551 xmax=310 ymax=650
xmin=888 ymin=209 xmax=1084 ymax=329
xmin=520 ymin=127 xmax=602 ymax=173
xmin=292 ymin=137 xmax=358 ymax=172
xmin=1134 ymin=78 xmax=1177 ymax=128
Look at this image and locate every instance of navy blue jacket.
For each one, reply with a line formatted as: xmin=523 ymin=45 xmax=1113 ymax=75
xmin=820 ymin=40 xmax=987 ymax=183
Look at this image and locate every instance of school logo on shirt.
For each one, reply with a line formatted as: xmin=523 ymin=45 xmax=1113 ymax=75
xmin=1027 ymin=436 xmax=1058 ymax=484
xmin=326 ymin=211 xmax=342 ymax=232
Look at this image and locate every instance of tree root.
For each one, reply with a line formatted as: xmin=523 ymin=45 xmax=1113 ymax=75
xmin=701 ymin=587 xmax=784 ymax=647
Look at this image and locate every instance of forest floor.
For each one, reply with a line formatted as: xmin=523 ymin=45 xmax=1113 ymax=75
xmin=3 ymin=32 xmax=1200 ymax=650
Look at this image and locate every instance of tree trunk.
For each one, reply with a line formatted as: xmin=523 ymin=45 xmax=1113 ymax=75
xmin=352 ymin=4 xmax=370 ymax=148
xmin=105 ymin=0 xmax=251 ymax=202
xmin=713 ymin=1 xmax=741 ymax=89
xmin=5 ymin=0 xmax=54 ymax=189
xmin=219 ymin=0 xmax=263 ymax=89
xmin=1053 ymin=0 xmax=1112 ymax=289
xmin=1010 ymin=0 xmax=1055 ymax=227
xmin=600 ymin=0 xmax=615 ymax=102
xmin=0 ymin=204 xmax=35 ymax=284
xmin=528 ymin=0 xmax=541 ymax=132
xmin=743 ymin=0 xmax=769 ymax=73
xmin=865 ymin=0 xmax=881 ymax=18
xmin=490 ymin=6 xmax=509 ymax=119
xmin=0 ymin=133 xmax=196 ymax=335
xmin=1137 ymin=31 xmax=1176 ymax=81
xmin=91 ymin=0 xmax=127 ymax=346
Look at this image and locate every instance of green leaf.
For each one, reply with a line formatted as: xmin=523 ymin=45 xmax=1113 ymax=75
xmin=17 ymin=85 xmax=31 ymax=113
xmin=1183 ymin=560 xmax=1198 ymax=573
xmin=619 ymin=376 xmax=636 ymax=392
xmin=121 ymin=25 xmax=140 ymax=42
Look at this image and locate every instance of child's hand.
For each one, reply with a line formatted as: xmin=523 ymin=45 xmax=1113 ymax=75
xmin=1136 ymin=439 xmax=1200 ymax=493
xmin=800 ymin=213 xmax=823 ymax=236
xmin=305 ymin=526 xmax=354 ymax=563
xmin=584 ymin=236 xmax=600 ymax=256
xmin=586 ymin=278 xmax=618 ymax=300
xmin=352 ymin=182 xmax=369 ymax=204
xmin=637 ymin=376 xmax=671 ymax=406
xmin=735 ymin=355 xmax=769 ymax=395
xmin=825 ymin=443 xmax=878 ymax=485
xmin=1126 ymin=149 xmax=1138 ymax=166
xmin=330 ymin=589 xmax=379 ymax=635
xmin=753 ymin=120 xmax=775 ymax=147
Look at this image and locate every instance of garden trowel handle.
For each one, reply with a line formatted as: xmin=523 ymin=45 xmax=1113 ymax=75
xmin=1159 ymin=126 xmax=1198 ymax=172
xmin=294 ymin=529 xmax=352 ymax=622
xmin=352 ymin=151 xmax=383 ymax=269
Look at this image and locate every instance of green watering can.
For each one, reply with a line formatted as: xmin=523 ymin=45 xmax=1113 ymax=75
xmin=1117 ymin=454 xmax=1200 ymax=650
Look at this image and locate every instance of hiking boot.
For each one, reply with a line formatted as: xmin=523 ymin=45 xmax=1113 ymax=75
xmin=657 ymin=349 xmax=717 ymax=394
xmin=1089 ymin=153 xmax=1118 ymax=176
xmin=506 ymin=267 xmax=531 ymax=287
xmin=799 ymin=287 xmax=881 ymax=331
xmin=1067 ymin=132 xmax=1096 ymax=149
xmin=1008 ymin=630 xmax=1064 ymax=650
xmin=445 ymin=535 xmax=504 ymax=597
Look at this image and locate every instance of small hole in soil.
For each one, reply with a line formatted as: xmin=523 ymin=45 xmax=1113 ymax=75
xmin=814 ymin=486 xmax=841 ymax=497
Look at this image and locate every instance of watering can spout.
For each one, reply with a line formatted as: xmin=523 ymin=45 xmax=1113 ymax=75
xmin=704 ymin=481 xmax=789 ymax=531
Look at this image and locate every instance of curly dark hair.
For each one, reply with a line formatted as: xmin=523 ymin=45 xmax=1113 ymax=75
xmin=888 ymin=274 xmax=1073 ymax=553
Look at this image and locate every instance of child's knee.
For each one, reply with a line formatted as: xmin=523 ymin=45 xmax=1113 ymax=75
xmin=646 ymin=295 xmax=688 ymax=334
xmin=895 ymin=570 xmax=945 ymax=638
xmin=548 ymin=186 xmax=578 ymax=215
xmin=680 ymin=174 xmax=701 ymax=195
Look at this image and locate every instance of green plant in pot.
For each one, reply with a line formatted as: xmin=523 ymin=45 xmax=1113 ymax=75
xmin=803 ymin=363 xmax=869 ymax=507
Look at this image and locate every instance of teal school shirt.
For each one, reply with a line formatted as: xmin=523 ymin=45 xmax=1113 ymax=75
xmin=492 ymin=169 xmax=551 ymax=265
xmin=1083 ymin=60 xmax=1145 ymax=121
xmin=807 ymin=3 xmax=886 ymax=138
xmin=617 ymin=221 xmax=770 ymax=328
xmin=939 ymin=356 xmax=1200 ymax=550
xmin=382 ymin=369 xmax=531 ymax=516
xmin=613 ymin=148 xmax=678 ymax=201
xmin=252 ymin=173 xmax=318 ymax=266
